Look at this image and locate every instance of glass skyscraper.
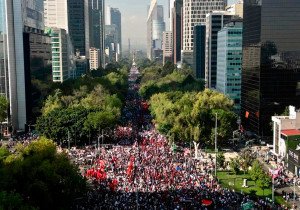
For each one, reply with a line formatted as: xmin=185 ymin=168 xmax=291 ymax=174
xmin=216 ymin=20 xmax=243 ymax=113
xmin=205 ymin=11 xmax=234 ymax=88
xmin=242 ymin=0 xmax=300 ymax=136
xmin=193 ymin=25 xmax=206 ymax=79
xmin=68 ymin=0 xmax=86 ymax=56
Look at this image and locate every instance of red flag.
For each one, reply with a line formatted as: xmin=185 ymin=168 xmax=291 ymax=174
xmin=245 ymin=111 xmax=249 ymax=118
xmin=269 ymin=168 xmax=280 ymax=179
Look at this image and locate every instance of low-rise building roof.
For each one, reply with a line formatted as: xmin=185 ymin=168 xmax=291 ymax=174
xmin=281 ymin=129 xmax=300 ymax=136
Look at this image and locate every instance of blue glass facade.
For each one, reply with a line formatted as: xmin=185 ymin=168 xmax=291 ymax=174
xmin=216 ymin=20 xmax=243 ymax=113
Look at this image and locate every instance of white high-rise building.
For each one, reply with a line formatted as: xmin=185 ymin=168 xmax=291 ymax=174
xmin=89 ymin=48 xmax=101 ymax=70
xmin=147 ymin=0 xmax=165 ymax=61
xmin=44 ymin=0 xmax=76 ymax=83
xmin=169 ymin=0 xmax=175 ymax=31
xmin=162 ymin=31 xmax=173 ymax=65
xmin=51 ymin=28 xmax=76 ymax=83
xmin=44 ymin=0 xmax=68 ymax=32
xmin=182 ymin=0 xmax=225 ymax=66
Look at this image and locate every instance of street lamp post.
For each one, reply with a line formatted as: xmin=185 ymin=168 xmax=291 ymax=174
xmin=237 ymin=117 xmax=241 ymax=142
xmin=272 ymin=176 xmax=274 ymax=202
xmin=215 ymin=113 xmax=218 ymax=178
xmin=294 ymin=177 xmax=296 ymax=207
xmin=67 ymin=129 xmax=70 ymax=150
xmin=97 ymin=127 xmax=110 ymax=150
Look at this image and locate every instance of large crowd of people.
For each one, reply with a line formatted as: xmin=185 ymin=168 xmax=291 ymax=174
xmin=0 ymin=65 xmax=296 ymax=209
xmin=67 ymin=66 xmax=289 ymax=209
xmin=69 ymin=128 xmax=288 ymax=209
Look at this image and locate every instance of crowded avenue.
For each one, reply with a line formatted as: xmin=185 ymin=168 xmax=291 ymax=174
xmin=68 ymin=64 xmax=286 ymax=210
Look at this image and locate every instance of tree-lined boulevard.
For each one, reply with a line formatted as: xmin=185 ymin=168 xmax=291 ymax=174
xmin=0 ymin=61 xmax=296 ymax=209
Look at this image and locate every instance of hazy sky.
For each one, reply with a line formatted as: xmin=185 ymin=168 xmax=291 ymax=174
xmin=106 ymin=0 xmax=238 ymax=51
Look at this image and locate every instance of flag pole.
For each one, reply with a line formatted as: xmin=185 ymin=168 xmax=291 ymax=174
xmin=215 ymin=113 xmax=218 ymax=178
xmin=272 ymin=176 xmax=274 ymax=202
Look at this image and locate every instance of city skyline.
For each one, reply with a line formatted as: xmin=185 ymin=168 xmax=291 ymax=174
xmin=107 ymin=0 xmax=238 ymax=51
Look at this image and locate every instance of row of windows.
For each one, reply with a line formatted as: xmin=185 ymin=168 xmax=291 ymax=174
xmin=53 ymin=77 xmax=61 ymax=81
xmin=228 ymin=31 xmax=242 ymax=35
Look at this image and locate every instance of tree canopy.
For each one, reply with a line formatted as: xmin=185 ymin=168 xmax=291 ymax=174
xmin=149 ymin=89 xmax=237 ymax=146
xmin=0 ymin=95 xmax=8 ymax=123
xmin=36 ymin=65 xmax=128 ymax=145
xmin=0 ymin=138 xmax=86 ymax=209
xmin=139 ymin=65 xmax=204 ymax=99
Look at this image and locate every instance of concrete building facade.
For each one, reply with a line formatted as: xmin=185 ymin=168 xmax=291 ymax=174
xmin=182 ymin=0 xmax=225 ymax=67
xmin=162 ymin=31 xmax=173 ymax=65
xmin=89 ymin=48 xmax=101 ymax=70
xmin=225 ymin=0 xmax=243 ymax=18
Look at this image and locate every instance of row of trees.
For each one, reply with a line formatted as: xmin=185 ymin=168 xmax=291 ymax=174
xmin=149 ymin=90 xmax=237 ymax=146
xmin=0 ymin=138 xmax=86 ymax=209
xmin=137 ymin=63 xmax=237 ymax=147
xmin=139 ymin=63 xmax=204 ymax=99
xmin=31 ymin=60 xmax=131 ymax=120
xmin=36 ymin=66 xmax=129 ymax=144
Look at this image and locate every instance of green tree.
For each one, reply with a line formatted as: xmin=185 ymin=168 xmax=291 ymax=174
xmin=36 ymin=107 xmax=90 ymax=143
xmin=0 ymin=191 xmax=33 ymax=210
xmin=249 ymin=160 xmax=264 ymax=182
xmin=240 ymin=149 xmax=256 ymax=173
xmin=42 ymin=89 xmax=62 ymax=115
xmin=257 ymin=172 xmax=271 ymax=196
xmin=229 ymin=157 xmax=240 ymax=175
xmin=217 ymin=153 xmax=225 ymax=169
xmin=0 ymin=138 xmax=87 ymax=209
xmin=0 ymin=95 xmax=8 ymax=122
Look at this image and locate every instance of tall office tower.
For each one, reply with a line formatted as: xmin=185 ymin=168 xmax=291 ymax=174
xmin=106 ymin=7 xmax=122 ymax=56
xmin=242 ymin=0 xmax=300 ymax=136
xmin=216 ymin=20 xmax=243 ymax=113
xmin=89 ymin=48 xmax=101 ymax=70
xmin=85 ymin=0 xmax=105 ymax=67
xmin=44 ymin=0 xmax=76 ymax=83
xmin=105 ymin=24 xmax=118 ymax=63
xmin=162 ymin=31 xmax=173 ymax=65
xmin=0 ymin=0 xmax=52 ymax=130
xmin=169 ymin=0 xmax=175 ymax=31
xmin=68 ymin=0 xmax=86 ymax=55
xmin=171 ymin=0 xmax=183 ymax=64
xmin=182 ymin=0 xmax=225 ymax=67
xmin=205 ymin=11 xmax=233 ymax=88
xmin=226 ymin=0 xmax=243 ymax=18
xmin=193 ymin=25 xmax=206 ymax=79
xmin=51 ymin=28 xmax=76 ymax=82
xmin=147 ymin=0 xmax=165 ymax=61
